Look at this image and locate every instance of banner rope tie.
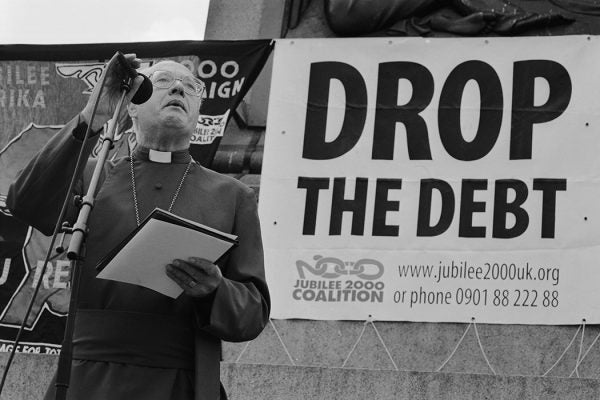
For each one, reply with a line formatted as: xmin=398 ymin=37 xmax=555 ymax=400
xmin=569 ymin=319 xmax=588 ymax=378
xmin=341 ymin=319 xmax=369 ymax=368
xmin=369 ymin=317 xmax=399 ymax=371
xmin=575 ymin=319 xmax=586 ymax=378
xmin=436 ymin=321 xmax=472 ymax=372
xmin=234 ymin=341 xmax=252 ymax=363
xmin=542 ymin=323 xmax=582 ymax=377
xmin=569 ymin=326 xmax=600 ymax=378
xmin=269 ymin=319 xmax=296 ymax=366
xmin=472 ymin=318 xmax=497 ymax=375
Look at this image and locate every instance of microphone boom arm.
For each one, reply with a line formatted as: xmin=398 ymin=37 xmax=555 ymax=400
xmin=66 ymin=88 xmax=129 ymax=260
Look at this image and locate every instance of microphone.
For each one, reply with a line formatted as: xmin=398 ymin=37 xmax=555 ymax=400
xmin=116 ymin=52 xmax=153 ymax=104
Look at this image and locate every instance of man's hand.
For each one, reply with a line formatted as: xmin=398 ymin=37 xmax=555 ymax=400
xmin=166 ymin=257 xmax=223 ymax=298
xmin=80 ymin=52 xmax=144 ymax=132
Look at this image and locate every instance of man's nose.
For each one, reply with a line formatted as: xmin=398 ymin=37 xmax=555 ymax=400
xmin=169 ymin=79 xmax=185 ymax=95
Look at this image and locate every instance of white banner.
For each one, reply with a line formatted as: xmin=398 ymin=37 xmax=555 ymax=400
xmin=260 ymin=36 xmax=600 ymax=324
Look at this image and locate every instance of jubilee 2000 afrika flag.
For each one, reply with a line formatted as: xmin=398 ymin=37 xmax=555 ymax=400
xmin=0 ymin=40 xmax=272 ymax=353
xmin=260 ymin=36 xmax=600 ymax=325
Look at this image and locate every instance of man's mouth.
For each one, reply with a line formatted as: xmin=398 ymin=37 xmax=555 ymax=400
xmin=165 ymin=99 xmax=186 ymax=111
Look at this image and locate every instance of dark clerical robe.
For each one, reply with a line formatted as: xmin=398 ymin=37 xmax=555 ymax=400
xmin=7 ymin=116 xmax=270 ymax=400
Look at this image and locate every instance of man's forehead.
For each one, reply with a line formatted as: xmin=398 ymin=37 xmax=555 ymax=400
xmin=141 ymin=61 xmax=194 ymax=77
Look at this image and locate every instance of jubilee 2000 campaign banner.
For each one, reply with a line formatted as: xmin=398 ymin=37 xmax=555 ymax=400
xmin=0 ymin=40 xmax=272 ymax=353
xmin=260 ymin=36 xmax=600 ymax=325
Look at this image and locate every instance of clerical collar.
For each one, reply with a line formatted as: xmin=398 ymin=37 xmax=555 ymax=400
xmin=132 ymin=146 xmax=192 ymax=164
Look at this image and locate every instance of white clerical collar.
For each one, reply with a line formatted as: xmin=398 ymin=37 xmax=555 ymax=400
xmin=148 ymin=149 xmax=172 ymax=163
xmin=133 ymin=147 xmax=192 ymax=164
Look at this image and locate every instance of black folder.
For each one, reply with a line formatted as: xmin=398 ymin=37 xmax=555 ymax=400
xmin=96 ymin=208 xmax=238 ymax=297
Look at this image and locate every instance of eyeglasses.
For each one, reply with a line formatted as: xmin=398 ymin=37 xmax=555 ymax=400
xmin=149 ymin=70 xmax=205 ymax=97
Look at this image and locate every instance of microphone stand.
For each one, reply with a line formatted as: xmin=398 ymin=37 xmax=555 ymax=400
xmin=54 ymin=79 xmax=132 ymax=400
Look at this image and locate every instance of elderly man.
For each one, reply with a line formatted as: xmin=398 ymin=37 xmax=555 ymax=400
xmin=7 ymin=54 xmax=269 ymax=400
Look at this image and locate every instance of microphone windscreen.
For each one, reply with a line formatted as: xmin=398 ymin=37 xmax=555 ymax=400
xmin=131 ymin=74 xmax=153 ymax=105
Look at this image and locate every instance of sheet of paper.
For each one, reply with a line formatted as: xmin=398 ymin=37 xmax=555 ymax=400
xmin=97 ymin=219 xmax=234 ymax=298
